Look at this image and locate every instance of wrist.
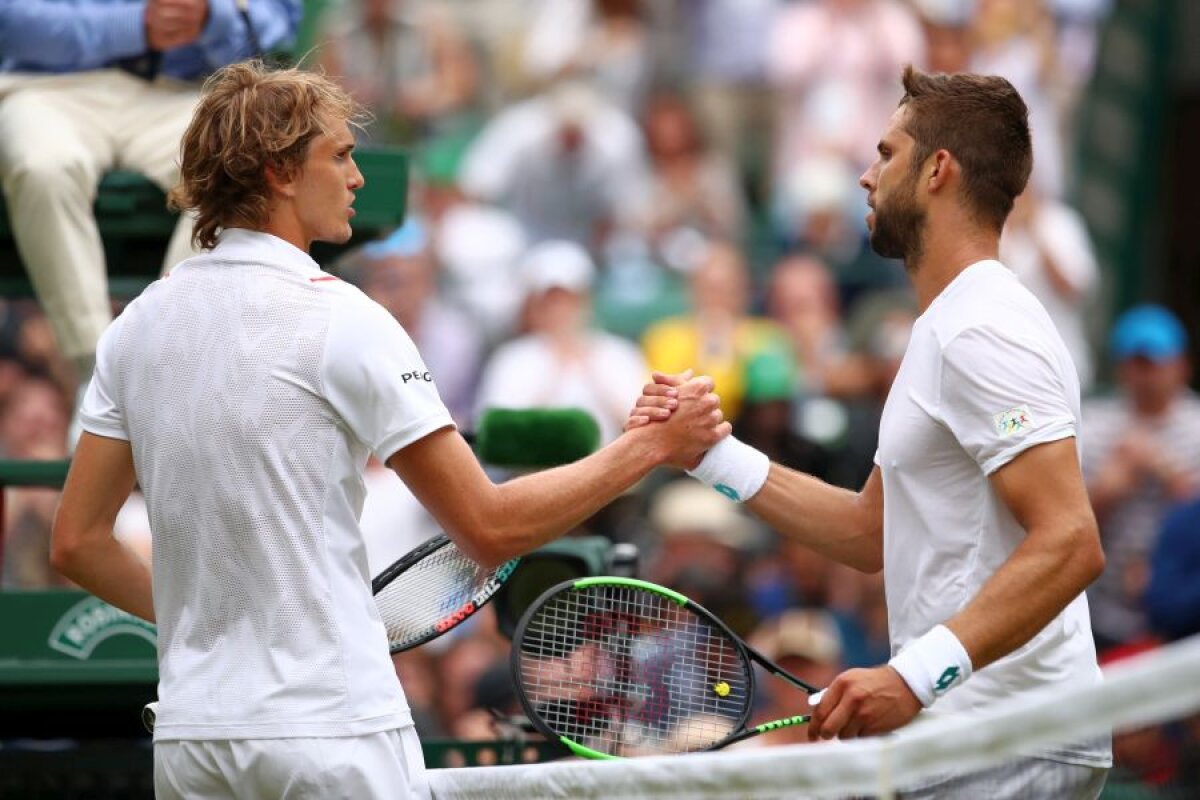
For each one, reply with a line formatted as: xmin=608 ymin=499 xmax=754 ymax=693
xmin=888 ymin=624 xmax=972 ymax=708
xmin=686 ymin=435 xmax=769 ymax=502
xmin=623 ymin=421 xmax=672 ymax=471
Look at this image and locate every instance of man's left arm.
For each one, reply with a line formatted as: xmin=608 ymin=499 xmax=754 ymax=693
xmin=948 ymin=437 xmax=1104 ymax=666
xmin=809 ymin=437 xmax=1104 ymax=740
xmin=50 ymin=432 xmax=153 ymax=623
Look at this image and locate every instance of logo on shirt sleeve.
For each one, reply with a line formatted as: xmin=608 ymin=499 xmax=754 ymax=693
xmin=993 ymin=405 xmax=1034 ymax=437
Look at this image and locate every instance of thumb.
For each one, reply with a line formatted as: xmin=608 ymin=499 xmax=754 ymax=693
xmin=651 ymin=369 xmax=692 ymax=388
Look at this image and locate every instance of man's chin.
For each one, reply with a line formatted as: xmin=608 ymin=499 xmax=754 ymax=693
xmin=868 ymin=232 xmax=903 ymax=260
xmin=317 ymin=226 xmax=354 ymax=246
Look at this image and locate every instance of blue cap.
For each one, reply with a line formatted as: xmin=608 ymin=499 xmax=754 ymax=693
xmin=1111 ymin=305 xmax=1188 ymax=362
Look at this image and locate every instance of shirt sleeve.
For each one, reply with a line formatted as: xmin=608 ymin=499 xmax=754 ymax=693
xmin=938 ymin=326 xmax=1077 ymax=476
xmin=322 ymin=293 xmax=455 ymax=463
xmin=0 ymin=2 xmax=146 ymax=68
xmin=78 ymin=316 xmax=130 ymax=441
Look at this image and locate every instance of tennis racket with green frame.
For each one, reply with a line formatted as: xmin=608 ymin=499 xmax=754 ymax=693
xmin=511 ymin=576 xmax=822 ymax=759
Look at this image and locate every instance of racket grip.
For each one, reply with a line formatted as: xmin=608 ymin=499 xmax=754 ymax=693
xmin=808 ymin=690 xmax=825 ymax=706
xmin=142 ymin=701 xmax=158 ymax=734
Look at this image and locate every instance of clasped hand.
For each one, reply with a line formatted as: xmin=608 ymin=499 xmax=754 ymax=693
xmin=625 ymin=370 xmax=729 ymax=470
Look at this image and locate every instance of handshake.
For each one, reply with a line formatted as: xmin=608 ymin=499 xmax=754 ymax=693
xmin=621 ymin=370 xmax=769 ymax=505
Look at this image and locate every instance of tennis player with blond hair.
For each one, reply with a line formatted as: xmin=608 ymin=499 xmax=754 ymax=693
xmin=51 ymin=61 xmax=728 ymax=799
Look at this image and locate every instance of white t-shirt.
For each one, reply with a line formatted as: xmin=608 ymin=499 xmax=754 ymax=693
xmin=80 ymin=229 xmax=455 ymax=741
xmin=878 ymin=260 xmax=1108 ymax=767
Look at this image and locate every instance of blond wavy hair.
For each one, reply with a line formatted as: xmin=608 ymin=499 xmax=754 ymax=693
xmin=169 ymin=61 xmax=367 ymax=250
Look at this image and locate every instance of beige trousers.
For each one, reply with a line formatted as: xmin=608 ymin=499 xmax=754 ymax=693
xmin=0 ymin=69 xmax=200 ymax=362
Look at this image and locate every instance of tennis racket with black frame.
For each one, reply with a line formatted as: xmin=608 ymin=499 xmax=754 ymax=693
xmin=372 ymin=532 xmax=520 ymax=653
xmin=144 ymin=533 xmax=519 ymax=732
xmin=511 ymin=576 xmax=822 ymax=759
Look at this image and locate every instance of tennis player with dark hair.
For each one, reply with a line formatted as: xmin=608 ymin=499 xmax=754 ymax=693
xmin=49 ymin=61 xmax=728 ymax=799
xmin=632 ymin=66 xmax=1110 ymax=797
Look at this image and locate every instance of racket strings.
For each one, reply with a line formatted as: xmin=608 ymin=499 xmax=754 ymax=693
xmin=374 ymin=542 xmax=494 ymax=651
xmin=518 ymin=586 xmax=751 ymax=756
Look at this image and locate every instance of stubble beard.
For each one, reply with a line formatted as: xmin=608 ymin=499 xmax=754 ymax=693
xmin=869 ymin=174 xmax=927 ymax=273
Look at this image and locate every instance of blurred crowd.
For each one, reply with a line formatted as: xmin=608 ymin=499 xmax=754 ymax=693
xmin=3 ymin=0 xmax=1200 ymax=785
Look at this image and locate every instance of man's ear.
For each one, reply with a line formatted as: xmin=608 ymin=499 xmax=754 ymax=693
xmin=264 ymin=163 xmax=296 ymax=199
xmin=927 ymin=150 xmax=954 ymax=193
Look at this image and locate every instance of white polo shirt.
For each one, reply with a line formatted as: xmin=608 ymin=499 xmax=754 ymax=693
xmin=80 ymin=229 xmax=455 ymax=741
xmin=878 ymin=260 xmax=1108 ymax=767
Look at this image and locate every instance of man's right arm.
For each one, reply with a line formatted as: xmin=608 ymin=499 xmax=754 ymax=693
xmin=0 ymin=2 xmax=148 ymax=69
xmin=629 ymin=371 xmax=885 ymax=572
xmin=746 ymin=464 xmax=884 ymax=573
xmin=388 ymin=378 xmax=728 ymax=568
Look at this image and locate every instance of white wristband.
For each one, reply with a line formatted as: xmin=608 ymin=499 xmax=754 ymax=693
xmin=686 ymin=435 xmax=770 ymax=502
xmin=888 ymin=624 xmax=972 ymax=708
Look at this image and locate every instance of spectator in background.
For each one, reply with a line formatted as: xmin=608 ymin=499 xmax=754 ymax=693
xmin=765 ymin=254 xmax=868 ymax=402
xmin=1001 ymin=187 xmax=1099 ymax=391
xmin=0 ymin=373 xmax=70 ymax=588
xmin=474 ymin=240 xmax=648 ymax=445
xmin=520 ymin=0 xmax=651 ymax=113
xmin=317 ymin=0 xmax=481 ymax=147
xmin=390 ymin=649 xmax=446 ymax=739
xmin=435 ymin=625 xmax=509 ymax=740
xmin=830 ymin=289 xmax=919 ymax=490
xmin=9 ymin=301 xmax=75 ymax=398
xmin=1050 ymin=0 xmax=1112 ymax=146
xmin=766 ymin=0 xmax=925 ymax=214
xmin=458 ymin=80 xmax=647 ymax=249
xmin=633 ymin=91 xmax=746 ymax=264
xmin=0 ymin=1 xmax=300 ymax=440
xmin=917 ymin=3 xmax=972 ymax=74
xmin=683 ymin=0 xmax=780 ymax=203
xmin=1083 ymin=305 xmax=1200 ymax=651
xmin=734 ymin=347 xmax=834 ymax=483
xmin=970 ymin=0 xmax=1066 ymax=196
xmin=1145 ymin=497 xmax=1200 ymax=642
xmin=410 ymin=144 xmax=529 ymax=342
xmin=643 ymin=478 xmax=764 ymax=637
xmin=642 ymin=241 xmax=792 ymax=422
xmin=0 ymin=374 xmax=67 ymax=461
xmin=774 ymin=157 xmax=905 ymax=298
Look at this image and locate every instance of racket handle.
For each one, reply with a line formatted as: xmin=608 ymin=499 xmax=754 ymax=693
xmin=808 ymin=690 xmax=825 ymax=706
xmin=142 ymin=701 xmax=158 ymax=734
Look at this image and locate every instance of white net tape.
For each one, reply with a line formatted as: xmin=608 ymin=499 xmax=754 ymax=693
xmin=428 ymin=633 xmax=1200 ymax=799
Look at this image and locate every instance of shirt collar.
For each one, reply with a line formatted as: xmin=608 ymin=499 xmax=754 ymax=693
xmin=211 ymin=229 xmax=323 ymax=276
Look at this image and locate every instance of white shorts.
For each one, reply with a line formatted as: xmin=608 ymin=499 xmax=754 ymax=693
xmin=154 ymin=726 xmax=429 ymax=800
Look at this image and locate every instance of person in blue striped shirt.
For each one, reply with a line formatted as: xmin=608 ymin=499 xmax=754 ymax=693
xmin=0 ymin=0 xmax=300 ymax=445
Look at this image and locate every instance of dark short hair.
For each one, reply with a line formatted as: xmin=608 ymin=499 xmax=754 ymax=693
xmin=898 ymin=65 xmax=1032 ymax=231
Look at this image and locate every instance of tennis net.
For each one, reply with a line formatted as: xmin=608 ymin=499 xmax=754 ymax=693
xmin=427 ymin=633 xmax=1200 ymax=799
